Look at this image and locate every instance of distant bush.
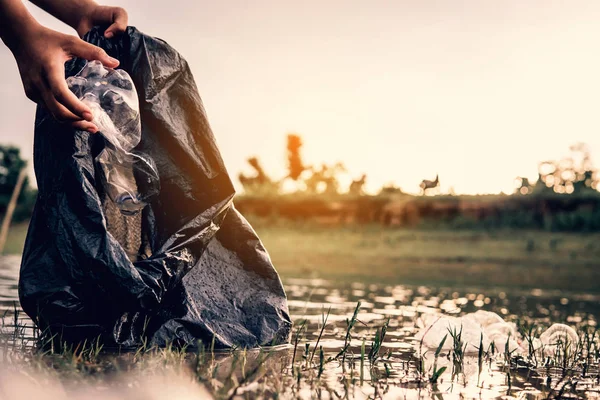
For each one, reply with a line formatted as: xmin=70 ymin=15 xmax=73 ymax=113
xmin=0 ymin=145 xmax=36 ymax=223
xmin=236 ymin=191 xmax=600 ymax=232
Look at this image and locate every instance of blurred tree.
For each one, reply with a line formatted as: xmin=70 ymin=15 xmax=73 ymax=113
xmin=532 ymin=161 xmax=556 ymax=194
xmin=378 ymin=183 xmax=404 ymax=195
xmin=570 ymin=142 xmax=597 ymax=192
xmin=0 ymin=145 xmax=35 ymax=221
xmin=286 ymin=133 xmax=306 ymax=181
xmin=0 ymin=146 xmax=27 ymax=197
xmin=238 ymin=156 xmax=279 ymax=195
xmin=514 ymin=177 xmax=534 ymax=195
xmin=348 ymin=174 xmax=367 ymax=196
xmin=535 ymin=143 xmax=597 ymax=194
xmin=304 ymin=162 xmax=346 ymax=195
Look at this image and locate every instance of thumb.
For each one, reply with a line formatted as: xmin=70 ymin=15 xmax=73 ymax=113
xmin=68 ymin=39 xmax=120 ymax=68
xmin=103 ymin=7 xmax=128 ymax=38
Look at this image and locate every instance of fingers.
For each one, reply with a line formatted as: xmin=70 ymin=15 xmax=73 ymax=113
xmin=103 ymin=7 xmax=128 ymax=39
xmin=66 ymin=37 xmax=119 ymax=68
xmin=26 ymin=71 xmax=98 ymax=133
xmin=71 ymin=120 xmax=98 ymax=133
xmin=44 ymin=62 xmax=93 ymax=122
xmin=40 ymin=84 xmax=98 ymax=132
xmin=39 ymin=84 xmax=79 ymax=122
xmin=15 ymin=26 xmax=106 ymax=133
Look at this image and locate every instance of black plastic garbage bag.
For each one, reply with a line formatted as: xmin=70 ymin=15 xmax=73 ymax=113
xmin=18 ymin=26 xmax=291 ymax=349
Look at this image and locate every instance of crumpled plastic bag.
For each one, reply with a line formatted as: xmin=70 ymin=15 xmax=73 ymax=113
xmin=67 ymin=60 xmax=160 ymax=216
xmin=18 ymin=26 xmax=292 ymax=349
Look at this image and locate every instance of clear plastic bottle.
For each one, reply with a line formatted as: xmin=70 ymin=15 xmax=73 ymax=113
xmin=67 ymin=61 xmax=160 ymax=216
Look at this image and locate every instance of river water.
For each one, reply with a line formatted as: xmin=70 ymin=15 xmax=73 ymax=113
xmin=1 ymin=255 xmax=599 ymax=399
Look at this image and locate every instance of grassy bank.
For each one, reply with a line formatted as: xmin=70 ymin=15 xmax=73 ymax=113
xmin=249 ymin=217 xmax=600 ymax=293
xmin=4 ymin=218 xmax=600 ymax=292
xmin=0 ymin=221 xmax=28 ymax=255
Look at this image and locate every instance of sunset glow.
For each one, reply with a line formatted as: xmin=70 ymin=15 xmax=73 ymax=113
xmin=2 ymin=1 xmax=600 ymax=194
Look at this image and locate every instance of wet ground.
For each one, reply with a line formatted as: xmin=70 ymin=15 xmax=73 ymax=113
xmin=1 ymin=254 xmax=599 ymax=399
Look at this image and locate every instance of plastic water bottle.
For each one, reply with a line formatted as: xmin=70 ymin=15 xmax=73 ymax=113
xmin=67 ymin=61 xmax=160 ymax=216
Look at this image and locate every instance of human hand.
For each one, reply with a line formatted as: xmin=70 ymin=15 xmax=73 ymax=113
xmin=11 ymin=24 xmax=121 ymax=132
xmin=75 ymin=5 xmax=128 ymax=39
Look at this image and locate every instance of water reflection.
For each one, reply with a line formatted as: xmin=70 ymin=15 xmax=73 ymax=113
xmin=284 ymin=278 xmax=599 ymax=399
xmin=0 ymin=255 xmax=19 ymax=313
xmin=1 ymin=256 xmax=599 ymax=399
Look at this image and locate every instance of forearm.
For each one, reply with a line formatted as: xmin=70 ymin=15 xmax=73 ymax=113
xmin=29 ymin=0 xmax=97 ymax=34
xmin=0 ymin=0 xmax=41 ymax=51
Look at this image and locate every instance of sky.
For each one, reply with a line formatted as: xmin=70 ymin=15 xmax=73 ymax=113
xmin=1 ymin=0 xmax=600 ymax=194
